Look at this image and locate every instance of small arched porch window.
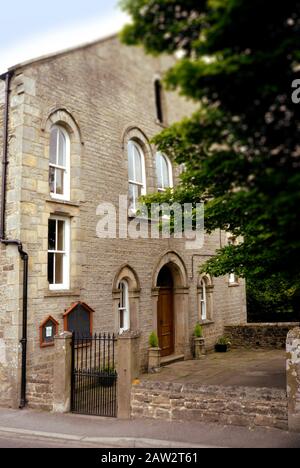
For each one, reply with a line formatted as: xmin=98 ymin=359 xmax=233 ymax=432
xmin=198 ymin=275 xmax=214 ymax=323
xmin=118 ymin=280 xmax=130 ymax=333
xmin=113 ymin=265 xmax=140 ymax=334
xmin=200 ymin=278 xmax=207 ymax=321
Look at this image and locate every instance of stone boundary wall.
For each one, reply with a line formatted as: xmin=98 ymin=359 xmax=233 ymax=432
xmin=225 ymin=323 xmax=300 ymax=349
xmin=131 ymin=381 xmax=288 ymax=430
xmin=27 ymin=347 xmax=56 ymax=411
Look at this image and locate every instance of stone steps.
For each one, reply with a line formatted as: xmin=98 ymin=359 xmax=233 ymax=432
xmin=161 ymin=355 xmax=185 ymax=367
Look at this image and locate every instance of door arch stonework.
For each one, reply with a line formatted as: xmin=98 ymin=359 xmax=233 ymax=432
xmin=157 ymin=265 xmax=174 ymax=357
xmin=152 ymin=252 xmax=190 ymax=358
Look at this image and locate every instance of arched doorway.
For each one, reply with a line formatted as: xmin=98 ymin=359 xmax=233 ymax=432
xmin=157 ymin=265 xmax=175 ymax=357
xmin=152 ymin=252 xmax=190 ymax=359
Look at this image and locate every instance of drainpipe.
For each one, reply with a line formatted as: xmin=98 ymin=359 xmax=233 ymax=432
xmin=0 ymin=71 xmax=29 ymax=409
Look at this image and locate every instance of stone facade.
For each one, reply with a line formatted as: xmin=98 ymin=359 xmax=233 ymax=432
xmin=0 ymin=35 xmax=246 ymax=409
xmin=225 ymin=324 xmax=299 ymax=350
xmin=131 ymin=380 xmax=288 ymax=430
xmin=0 ymin=78 xmax=23 ymax=409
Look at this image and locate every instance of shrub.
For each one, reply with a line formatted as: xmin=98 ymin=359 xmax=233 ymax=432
xmin=216 ymin=336 xmax=231 ymax=346
xmin=194 ymin=323 xmax=203 ymax=338
xmin=149 ymin=331 xmax=159 ymax=348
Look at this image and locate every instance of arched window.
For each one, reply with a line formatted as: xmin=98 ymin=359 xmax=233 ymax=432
xmin=199 ymin=278 xmax=207 ymax=321
xmin=156 ymin=152 xmax=173 ymax=192
xmin=198 ymin=275 xmax=214 ymax=323
xmin=118 ymin=280 xmax=130 ymax=333
xmin=128 ymin=140 xmax=146 ymax=213
xmin=154 ymin=79 xmax=164 ymax=123
xmin=49 ymin=125 xmax=70 ymax=200
xmin=228 ymin=236 xmax=239 ymax=285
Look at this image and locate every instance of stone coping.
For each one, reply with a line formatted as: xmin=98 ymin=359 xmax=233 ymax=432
xmin=226 ymin=323 xmax=300 ymax=328
xmin=135 ymin=380 xmax=287 ymax=401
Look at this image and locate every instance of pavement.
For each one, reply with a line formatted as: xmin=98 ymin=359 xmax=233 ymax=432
xmin=0 ymin=407 xmax=299 ymax=448
xmin=143 ymin=349 xmax=286 ymax=389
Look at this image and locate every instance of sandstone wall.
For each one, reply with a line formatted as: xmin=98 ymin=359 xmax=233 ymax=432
xmin=131 ymin=380 xmax=288 ymax=430
xmin=0 ymin=76 xmax=23 ymax=408
xmin=225 ymin=324 xmax=299 ymax=350
xmin=0 ymin=36 xmax=247 ymax=408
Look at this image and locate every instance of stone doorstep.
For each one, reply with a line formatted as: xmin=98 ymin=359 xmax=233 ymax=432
xmin=161 ymin=354 xmax=185 ymax=367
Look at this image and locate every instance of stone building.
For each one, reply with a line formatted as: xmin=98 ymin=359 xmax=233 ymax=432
xmin=0 ymin=34 xmax=247 ymax=410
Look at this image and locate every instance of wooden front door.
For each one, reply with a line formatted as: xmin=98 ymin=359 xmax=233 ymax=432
xmin=157 ymin=288 xmax=174 ymax=357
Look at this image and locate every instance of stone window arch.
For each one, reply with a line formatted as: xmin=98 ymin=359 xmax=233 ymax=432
xmin=198 ymin=274 xmax=214 ymax=323
xmin=122 ymin=126 xmax=155 ymax=202
xmin=112 ymin=265 xmax=141 ymax=334
xmin=42 ymin=108 xmax=83 ymax=203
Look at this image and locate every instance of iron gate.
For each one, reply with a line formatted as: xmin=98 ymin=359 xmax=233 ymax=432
xmin=71 ymin=333 xmax=117 ymax=417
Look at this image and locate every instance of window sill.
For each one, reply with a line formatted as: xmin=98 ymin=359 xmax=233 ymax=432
xmin=199 ymin=320 xmax=214 ymax=326
xmin=228 ymin=283 xmax=240 ymax=288
xmin=44 ymin=289 xmax=81 ymax=298
xmin=155 ymin=119 xmax=168 ymax=129
xmin=46 ymin=198 xmax=80 ymax=208
xmin=128 ymin=212 xmax=151 ymax=222
xmin=40 ymin=342 xmax=55 ymax=348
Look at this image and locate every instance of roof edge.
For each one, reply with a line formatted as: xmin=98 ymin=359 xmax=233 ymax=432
xmin=2 ymin=32 xmax=119 ymax=76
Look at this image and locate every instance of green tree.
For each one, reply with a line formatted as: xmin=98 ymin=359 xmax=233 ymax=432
xmin=120 ymin=0 xmax=300 ymax=309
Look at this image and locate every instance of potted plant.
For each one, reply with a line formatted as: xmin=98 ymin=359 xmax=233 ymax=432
xmin=193 ymin=323 xmax=206 ymax=359
xmin=98 ymin=366 xmax=117 ymax=388
xmin=148 ymin=331 xmax=161 ymax=373
xmin=215 ymin=337 xmax=231 ymax=353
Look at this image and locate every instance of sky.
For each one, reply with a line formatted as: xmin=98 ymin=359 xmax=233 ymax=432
xmin=0 ymin=0 xmax=129 ymax=73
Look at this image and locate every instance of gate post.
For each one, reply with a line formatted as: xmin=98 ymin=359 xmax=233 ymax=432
xmin=53 ymin=331 xmax=73 ymax=413
xmin=117 ymin=330 xmax=141 ymax=419
xmin=286 ymin=327 xmax=300 ymax=432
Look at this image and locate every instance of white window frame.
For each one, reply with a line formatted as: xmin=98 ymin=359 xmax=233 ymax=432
xmin=48 ymin=216 xmax=70 ymax=291
xmin=128 ymin=140 xmax=147 ymax=214
xmin=49 ymin=125 xmax=71 ymax=201
xmin=118 ymin=280 xmax=130 ymax=333
xmin=229 ymin=273 xmax=239 ymax=285
xmin=156 ymin=152 xmax=173 ymax=192
xmin=227 ymin=235 xmax=239 ymax=285
xmin=199 ymin=279 xmax=207 ymax=322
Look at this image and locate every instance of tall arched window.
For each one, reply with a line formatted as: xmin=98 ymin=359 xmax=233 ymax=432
xmin=156 ymin=152 xmax=173 ymax=192
xmin=118 ymin=280 xmax=130 ymax=333
xmin=49 ymin=126 xmax=70 ymax=200
xmin=154 ymin=79 xmax=164 ymax=123
xmin=128 ymin=140 xmax=146 ymax=213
